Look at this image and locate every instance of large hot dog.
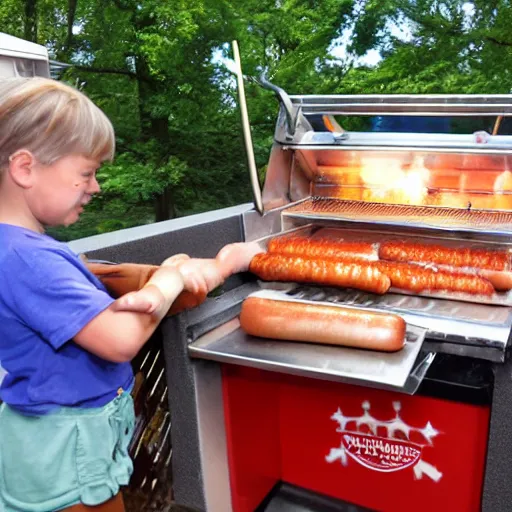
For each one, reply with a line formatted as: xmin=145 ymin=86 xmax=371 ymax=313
xmin=239 ymin=295 xmax=406 ymax=351
xmin=249 ymin=253 xmax=391 ymax=295
xmin=388 ymin=261 xmax=512 ymax=293
xmin=379 ymin=240 xmax=510 ymax=271
xmin=249 ymin=252 xmax=494 ymax=296
xmin=268 ymin=236 xmax=377 ymax=261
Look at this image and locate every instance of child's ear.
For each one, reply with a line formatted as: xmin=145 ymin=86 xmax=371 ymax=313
xmin=8 ymin=150 xmax=36 ymax=189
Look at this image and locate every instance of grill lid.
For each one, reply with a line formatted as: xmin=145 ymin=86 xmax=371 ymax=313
xmin=230 ymin=54 xmax=512 ymax=217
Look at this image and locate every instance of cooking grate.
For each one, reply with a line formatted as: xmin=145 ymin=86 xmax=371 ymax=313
xmin=283 ymin=285 xmax=510 ymax=324
xmin=284 ymin=198 xmax=512 ymax=233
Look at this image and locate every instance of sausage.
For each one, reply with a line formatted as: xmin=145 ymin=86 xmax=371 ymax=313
xmin=249 ymin=253 xmax=494 ymax=296
xmin=379 ymin=241 xmax=510 ymax=271
xmin=405 ymin=261 xmax=512 ymax=293
xmin=479 ymin=269 xmax=512 ymax=292
xmin=267 ymin=236 xmax=377 ymax=261
xmin=408 ymin=262 xmax=512 ymax=293
xmin=376 ymin=261 xmax=495 ymax=296
xmin=249 ymin=253 xmax=391 ymax=294
xmin=239 ymin=296 xmax=406 ymax=351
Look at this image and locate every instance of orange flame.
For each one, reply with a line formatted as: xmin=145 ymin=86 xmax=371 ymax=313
xmin=359 ymin=157 xmax=429 ymax=205
xmin=314 ymin=154 xmax=512 ymax=211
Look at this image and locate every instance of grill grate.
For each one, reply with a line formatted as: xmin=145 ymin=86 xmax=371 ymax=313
xmin=283 ymin=285 xmax=510 ymax=324
xmin=284 ymin=198 xmax=512 ymax=233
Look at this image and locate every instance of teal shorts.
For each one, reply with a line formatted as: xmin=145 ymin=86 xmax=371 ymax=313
xmin=0 ymin=390 xmax=135 ymax=512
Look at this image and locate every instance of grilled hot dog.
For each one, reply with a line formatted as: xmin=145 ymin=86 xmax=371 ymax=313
xmin=395 ymin=261 xmax=512 ymax=293
xmin=478 ymin=269 xmax=512 ymax=291
xmin=249 ymin=252 xmax=494 ymax=296
xmin=249 ymin=253 xmax=391 ymax=294
xmin=376 ymin=261 xmax=495 ymax=296
xmin=379 ymin=240 xmax=510 ymax=271
xmin=240 ymin=295 xmax=406 ymax=351
xmin=268 ymin=236 xmax=377 ymax=261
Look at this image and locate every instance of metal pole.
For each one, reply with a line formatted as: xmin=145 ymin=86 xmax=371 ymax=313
xmin=232 ymin=40 xmax=264 ymax=215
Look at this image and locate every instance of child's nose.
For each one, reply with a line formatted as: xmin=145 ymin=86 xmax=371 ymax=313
xmin=88 ymin=176 xmax=101 ymax=194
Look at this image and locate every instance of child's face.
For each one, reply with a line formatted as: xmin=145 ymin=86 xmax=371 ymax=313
xmin=28 ymin=154 xmax=101 ymax=227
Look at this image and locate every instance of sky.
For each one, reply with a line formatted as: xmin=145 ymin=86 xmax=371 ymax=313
xmin=330 ymin=1 xmax=474 ymax=67
xmin=214 ymin=1 xmax=477 ymax=77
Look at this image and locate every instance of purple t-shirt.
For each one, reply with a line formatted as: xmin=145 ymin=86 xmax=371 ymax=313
xmin=0 ymin=224 xmax=134 ymax=415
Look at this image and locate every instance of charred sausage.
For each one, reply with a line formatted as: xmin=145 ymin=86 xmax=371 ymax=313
xmin=268 ymin=236 xmax=377 ymax=261
xmin=376 ymin=261 xmax=495 ymax=296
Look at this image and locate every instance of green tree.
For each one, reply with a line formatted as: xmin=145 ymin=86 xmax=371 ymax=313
xmin=339 ymin=1 xmax=512 ymax=95
xmin=4 ymin=0 xmax=512 ymax=241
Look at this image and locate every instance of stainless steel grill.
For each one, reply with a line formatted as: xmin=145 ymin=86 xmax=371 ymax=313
xmin=190 ymin=77 xmax=512 ymax=393
xmin=137 ymin=56 xmax=512 ymax=512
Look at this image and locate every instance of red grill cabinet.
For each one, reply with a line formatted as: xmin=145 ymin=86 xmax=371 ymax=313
xmin=222 ymin=362 xmax=490 ymax=512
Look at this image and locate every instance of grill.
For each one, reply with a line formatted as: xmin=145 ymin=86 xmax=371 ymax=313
xmin=168 ymin=47 xmax=512 ymax=512
xmin=69 ymin=46 xmax=512 ymax=512
xmin=17 ymin=33 xmax=509 ymax=512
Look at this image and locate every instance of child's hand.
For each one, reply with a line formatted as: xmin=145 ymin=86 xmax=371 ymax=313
xmin=112 ymin=265 xmax=185 ymax=317
xmin=91 ymin=243 xmax=263 ymax=318
xmin=162 ymin=254 xmax=208 ymax=294
xmin=215 ymin=241 xmax=264 ymax=277
xmin=111 ymin=285 xmax=166 ymax=315
xmin=161 ymin=253 xmax=191 ymax=267
xmin=167 ymin=258 xmax=224 ymax=297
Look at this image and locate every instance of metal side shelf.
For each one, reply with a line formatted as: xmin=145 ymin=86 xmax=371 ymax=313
xmin=188 ymin=316 xmax=432 ymax=395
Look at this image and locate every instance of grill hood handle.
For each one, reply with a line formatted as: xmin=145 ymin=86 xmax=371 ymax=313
xmin=250 ymin=73 xmax=300 ymax=140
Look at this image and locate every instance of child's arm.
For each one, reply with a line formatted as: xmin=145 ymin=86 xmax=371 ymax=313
xmin=74 ymin=242 xmax=264 ymax=363
xmin=74 ymin=265 xmax=187 ymax=363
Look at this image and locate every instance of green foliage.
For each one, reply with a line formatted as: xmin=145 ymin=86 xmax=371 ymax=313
xmin=99 ymin=151 xmax=187 ymax=202
xmin=3 ymin=0 xmax=512 ymax=241
xmin=340 ymin=0 xmax=512 ymax=95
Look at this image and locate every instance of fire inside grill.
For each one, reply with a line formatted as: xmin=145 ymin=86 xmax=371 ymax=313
xmin=313 ymin=152 xmax=512 ymax=209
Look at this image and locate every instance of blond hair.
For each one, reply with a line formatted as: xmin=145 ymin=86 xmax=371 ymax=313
xmin=0 ymin=77 xmax=115 ymax=172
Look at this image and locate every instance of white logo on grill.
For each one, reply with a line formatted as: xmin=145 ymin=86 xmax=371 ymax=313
xmin=325 ymin=400 xmax=443 ymax=482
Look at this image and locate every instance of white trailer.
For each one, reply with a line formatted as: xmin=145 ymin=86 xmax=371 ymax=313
xmin=0 ymin=32 xmax=50 ymax=78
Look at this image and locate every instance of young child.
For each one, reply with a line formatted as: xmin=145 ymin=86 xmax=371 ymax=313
xmin=0 ymin=77 xmax=226 ymax=512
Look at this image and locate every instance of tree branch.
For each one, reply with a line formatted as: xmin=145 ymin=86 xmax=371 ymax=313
xmin=24 ymin=0 xmax=38 ymax=42
xmin=484 ymin=36 xmax=512 ymax=47
xmin=66 ymin=0 xmax=78 ymax=54
xmin=72 ymin=64 xmax=139 ymax=79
